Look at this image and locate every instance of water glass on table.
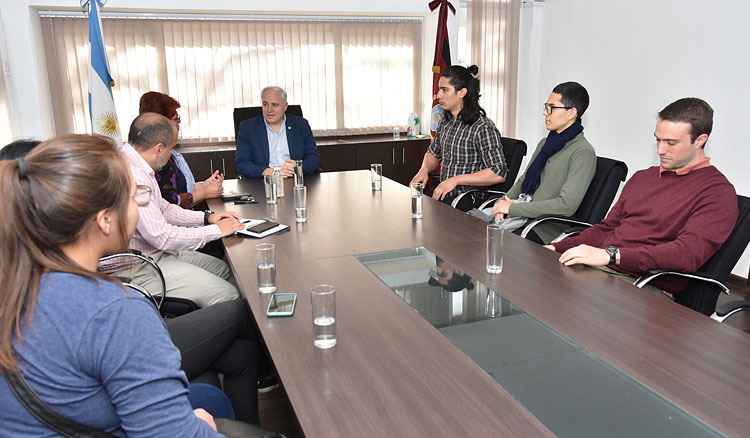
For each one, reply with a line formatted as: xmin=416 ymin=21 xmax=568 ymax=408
xmin=255 ymin=243 xmax=276 ymax=293
xmin=310 ymin=284 xmax=337 ymax=349
xmin=410 ymin=182 xmax=423 ymax=219
xmin=293 ymin=160 xmax=304 ymax=187
xmin=370 ymin=163 xmax=382 ymax=191
xmin=263 ymin=175 xmax=277 ymax=204
xmin=294 ymin=185 xmax=307 ymax=223
xmin=486 ymin=223 xmax=504 ymax=274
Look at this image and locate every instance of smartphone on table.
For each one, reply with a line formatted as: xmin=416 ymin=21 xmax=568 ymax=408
xmin=266 ymin=293 xmax=297 ymax=316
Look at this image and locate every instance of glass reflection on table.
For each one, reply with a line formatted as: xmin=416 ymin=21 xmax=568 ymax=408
xmin=356 ymin=247 xmax=722 ymax=438
xmin=356 ymin=247 xmax=521 ymax=329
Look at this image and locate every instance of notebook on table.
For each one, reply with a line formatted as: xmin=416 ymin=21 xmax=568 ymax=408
xmin=236 ymin=219 xmax=290 ymax=238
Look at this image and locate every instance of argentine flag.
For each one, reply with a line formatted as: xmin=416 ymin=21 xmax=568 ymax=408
xmin=83 ymin=0 xmax=121 ymax=143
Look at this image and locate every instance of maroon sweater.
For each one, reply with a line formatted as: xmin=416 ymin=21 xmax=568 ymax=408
xmin=554 ymin=165 xmax=737 ymax=294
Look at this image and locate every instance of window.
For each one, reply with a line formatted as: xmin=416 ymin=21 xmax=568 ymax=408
xmin=40 ymin=14 xmax=422 ymax=142
xmin=0 ymin=38 xmax=13 ymax=146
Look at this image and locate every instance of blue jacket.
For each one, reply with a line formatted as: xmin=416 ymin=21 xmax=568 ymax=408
xmin=235 ymin=114 xmax=320 ymax=177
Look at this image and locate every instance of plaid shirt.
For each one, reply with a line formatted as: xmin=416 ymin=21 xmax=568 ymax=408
xmin=428 ymin=114 xmax=507 ymax=197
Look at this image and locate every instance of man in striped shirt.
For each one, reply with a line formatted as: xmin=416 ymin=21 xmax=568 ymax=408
xmin=114 ymin=113 xmax=244 ymax=307
xmin=411 ymin=65 xmax=507 ymax=202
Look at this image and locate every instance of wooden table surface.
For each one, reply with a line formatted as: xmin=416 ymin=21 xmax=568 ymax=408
xmin=210 ymin=171 xmax=750 ymax=438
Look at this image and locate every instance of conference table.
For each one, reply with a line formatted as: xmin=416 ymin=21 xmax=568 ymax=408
xmin=209 ymin=170 xmax=750 ymax=437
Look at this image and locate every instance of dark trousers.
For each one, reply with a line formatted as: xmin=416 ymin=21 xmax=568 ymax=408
xmin=512 ymin=225 xmax=545 ymax=245
xmin=166 ymin=299 xmax=260 ymax=424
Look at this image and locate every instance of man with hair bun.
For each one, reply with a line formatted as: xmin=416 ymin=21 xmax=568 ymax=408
xmin=411 ymin=64 xmax=507 ymax=202
xmin=548 ymin=97 xmax=737 ymax=298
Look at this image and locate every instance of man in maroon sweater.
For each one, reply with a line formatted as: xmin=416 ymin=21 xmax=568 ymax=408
xmin=546 ymin=98 xmax=738 ymax=296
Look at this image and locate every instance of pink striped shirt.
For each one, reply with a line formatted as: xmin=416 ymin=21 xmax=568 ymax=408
xmin=121 ymin=143 xmax=221 ymax=256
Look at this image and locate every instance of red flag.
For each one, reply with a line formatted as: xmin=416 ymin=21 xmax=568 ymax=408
xmin=428 ymin=0 xmax=455 ymax=185
xmin=429 ymin=0 xmax=455 ymax=115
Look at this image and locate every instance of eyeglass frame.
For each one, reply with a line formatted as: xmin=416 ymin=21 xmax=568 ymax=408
xmin=132 ymin=185 xmax=152 ymax=206
xmin=543 ymin=102 xmax=573 ymax=115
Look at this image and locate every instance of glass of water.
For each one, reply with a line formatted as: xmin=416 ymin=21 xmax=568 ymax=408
xmin=294 ymin=185 xmax=307 ymax=223
xmin=370 ymin=163 xmax=382 ymax=191
xmin=255 ymin=243 xmax=276 ymax=293
xmin=294 ymin=160 xmax=304 ymax=187
xmin=310 ymin=284 xmax=336 ymax=349
xmin=410 ymin=182 xmax=423 ymax=218
xmin=263 ymin=175 xmax=277 ymax=204
xmin=486 ymin=223 xmax=504 ymax=274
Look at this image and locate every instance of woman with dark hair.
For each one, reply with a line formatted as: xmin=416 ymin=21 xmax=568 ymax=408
xmin=0 ymin=135 xmax=266 ymax=435
xmin=139 ymin=91 xmax=223 ymax=209
xmin=411 ymin=64 xmax=507 ymax=204
xmin=0 ymin=139 xmax=41 ymax=160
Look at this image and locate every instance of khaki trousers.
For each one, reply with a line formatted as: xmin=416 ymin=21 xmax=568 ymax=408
xmin=116 ymin=250 xmax=240 ymax=307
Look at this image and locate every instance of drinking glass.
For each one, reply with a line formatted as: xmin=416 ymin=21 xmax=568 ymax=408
xmin=264 ymin=175 xmax=277 ymax=204
xmin=294 ymin=185 xmax=307 ymax=223
xmin=294 ymin=160 xmax=304 ymax=187
xmin=310 ymin=285 xmax=336 ymax=349
xmin=486 ymin=223 xmax=504 ymax=274
xmin=410 ymin=182 xmax=423 ymax=219
xmin=371 ymin=163 xmax=382 ymax=191
xmin=255 ymin=243 xmax=276 ymax=293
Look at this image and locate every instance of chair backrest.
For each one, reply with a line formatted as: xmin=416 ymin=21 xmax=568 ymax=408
xmin=233 ymin=105 xmax=304 ymax=140
xmin=483 ymin=136 xmax=527 ymax=192
xmin=676 ymin=195 xmax=750 ymax=315
xmin=573 ymin=156 xmax=628 ymax=224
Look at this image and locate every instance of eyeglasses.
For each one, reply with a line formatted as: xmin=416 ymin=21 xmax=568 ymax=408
xmin=170 ymin=113 xmax=181 ymax=123
xmin=132 ymin=185 xmax=152 ymax=206
xmin=543 ymin=103 xmax=572 ymax=115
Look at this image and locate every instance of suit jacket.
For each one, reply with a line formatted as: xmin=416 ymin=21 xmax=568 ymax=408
xmin=235 ymin=114 xmax=320 ymax=178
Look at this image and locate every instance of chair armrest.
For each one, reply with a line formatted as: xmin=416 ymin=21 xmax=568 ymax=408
xmin=121 ymin=283 xmax=161 ymax=314
xmin=711 ymin=300 xmax=750 ymax=323
xmin=633 ymin=269 xmax=730 ymax=295
xmin=520 ymin=216 xmax=594 ymax=239
xmin=99 ymin=252 xmax=166 ymax=310
xmin=450 ymin=190 xmax=474 ymax=208
xmin=478 ymin=192 xmax=507 ymax=210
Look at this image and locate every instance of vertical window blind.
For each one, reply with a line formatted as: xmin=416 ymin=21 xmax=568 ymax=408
xmin=0 ymin=44 xmax=14 ymax=146
xmin=40 ymin=15 xmax=421 ymax=142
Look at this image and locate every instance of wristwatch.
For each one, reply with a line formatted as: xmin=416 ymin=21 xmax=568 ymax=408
xmin=605 ymin=246 xmax=618 ymax=265
xmin=204 ymin=210 xmax=214 ymax=226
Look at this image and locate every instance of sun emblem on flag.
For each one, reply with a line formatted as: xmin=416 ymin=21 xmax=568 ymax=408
xmin=430 ymin=104 xmax=444 ymax=132
xmin=96 ymin=111 xmax=120 ymax=139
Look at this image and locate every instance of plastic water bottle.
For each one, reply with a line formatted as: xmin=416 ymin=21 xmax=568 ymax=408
xmin=273 ymin=167 xmax=284 ymax=198
xmin=393 ymin=125 xmax=400 ymax=140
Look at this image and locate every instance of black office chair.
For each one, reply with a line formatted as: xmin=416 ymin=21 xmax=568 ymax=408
xmin=233 ymin=105 xmax=304 ymax=141
xmin=99 ymin=251 xmax=200 ymax=318
xmin=520 ymin=156 xmax=628 ymax=243
xmin=634 ymin=195 xmax=750 ymax=319
xmin=448 ymin=136 xmax=528 ymax=212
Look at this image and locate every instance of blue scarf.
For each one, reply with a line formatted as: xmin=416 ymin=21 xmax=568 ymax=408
xmin=521 ymin=118 xmax=583 ymax=195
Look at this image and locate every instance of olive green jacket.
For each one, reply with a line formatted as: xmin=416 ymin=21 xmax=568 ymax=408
xmin=506 ymin=132 xmax=596 ymax=242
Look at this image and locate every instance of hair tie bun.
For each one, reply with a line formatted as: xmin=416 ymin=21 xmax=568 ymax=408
xmin=15 ymin=157 xmax=28 ymax=179
xmin=468 ymin=65 xmax=479 ymax=77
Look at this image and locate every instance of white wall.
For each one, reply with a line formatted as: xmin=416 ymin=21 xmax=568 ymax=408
xmin=516 ymin=0 xmax=749 ymax=278
xmin=0 ymin=0 xmax=458 ymax=140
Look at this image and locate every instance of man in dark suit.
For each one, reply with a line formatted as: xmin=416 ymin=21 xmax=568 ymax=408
xmin=235 ymin=86 xmax=320 ymax=178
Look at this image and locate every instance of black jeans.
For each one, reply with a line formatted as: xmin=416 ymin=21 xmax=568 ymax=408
xmin=166 ymin=299 xmax=259 ymax=424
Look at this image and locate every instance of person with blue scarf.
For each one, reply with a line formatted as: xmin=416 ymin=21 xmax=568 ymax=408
xmin=492 ymin=82 xmax=596 ymax=244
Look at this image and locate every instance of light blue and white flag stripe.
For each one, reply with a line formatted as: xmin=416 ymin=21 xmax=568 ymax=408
xmin=82 ymin=0 xmax=121 ymax=143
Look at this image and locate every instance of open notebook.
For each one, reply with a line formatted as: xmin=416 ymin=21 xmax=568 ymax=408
xmin=236 ymin=219 xmax=290 ymax=238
